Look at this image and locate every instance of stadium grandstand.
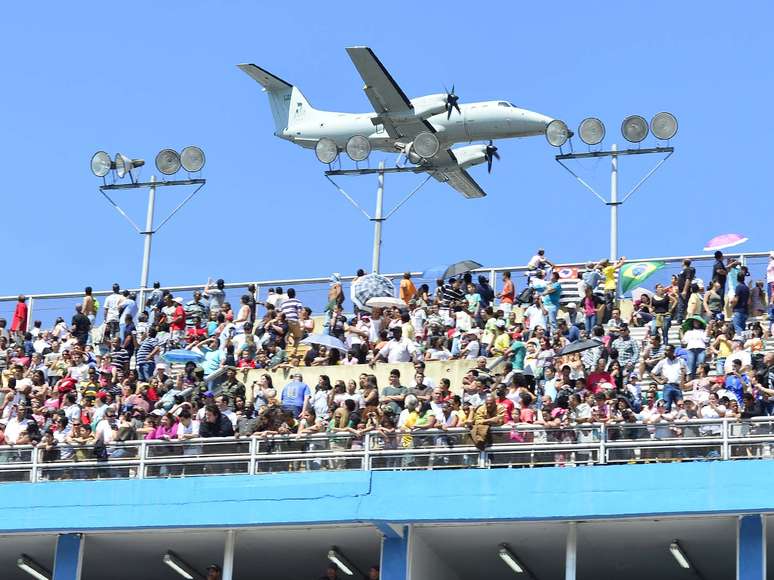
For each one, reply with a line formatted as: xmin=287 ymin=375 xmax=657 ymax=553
xmin=1 ymin=250 xmax=773 ymax=580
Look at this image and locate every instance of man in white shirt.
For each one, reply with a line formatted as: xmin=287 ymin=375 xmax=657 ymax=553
xmin=524 ymin=296 xmax=547 ymax=334
xmin=724 ymin=338 xmax=752 ymax=374
xmin=103 ymin=283 xmax=125 ymax=340
xmin=217 ymin=395 xmax=238 ymax=428
xmin=374 ymin=327 xmax=415 ymax=364
xmin=652 ymin=345 xmax=686 ymax=412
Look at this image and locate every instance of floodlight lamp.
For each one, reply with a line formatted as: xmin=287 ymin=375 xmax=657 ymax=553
xmin=114 ymin=153 xmax=144 ymax=179
xmin=90 ymin=151 xmax=113 ymax=177
xmin=345 ymin=135 xmax=371 ymax=162
xmin=315 ymin=138 xmax=339 ymax=164
xmin=578 ymin=117 xmax=605 ymax=146
xmin=669 ymin=541 xmax=691 ymax=569
xmin=621 ymin=115 xmax=649 ymax=143
xmin=180 ymin=146 xmax=205 ymax=172
xmin=545 ymin=119 xmax=571 ymax=147
xmin=651 ymin=112 xmax=678 ymax=140
xmin=155 ymin=149 xmax=181 ymax=175
xmin=327 ymin=547 xmax=356 ymax=576
xmin=16 ymin=554 xmax=50 ymax=580
xmin=412 ymin=131 xmax=440 ymax=159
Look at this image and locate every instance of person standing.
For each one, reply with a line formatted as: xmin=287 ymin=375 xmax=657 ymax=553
xmin=675 ymin=259 xmax=696 ymax=323
xmin=652 ymin=344 xmax=687 ymax=412
xmin=498 ymin=271 xmax=515 ymax=318
xmin=10 ymin=295 xmax=28 ymax=339
xmin=399 ymin=272 xmax=417 ymax=305
xmin=767 ymin=252 xmax=774 ymax=304
xmin=541 ymin=272 xmax=562 ymax=333
xmin=600 ymin=256 xmax=626 ymax=323
xmin=103 ymin=284 xmax=124 ymax=341
xmin=731 ymin=272 xmax=750 ymax=336
xmin=82 ymin=287 xmax=97 ymax=323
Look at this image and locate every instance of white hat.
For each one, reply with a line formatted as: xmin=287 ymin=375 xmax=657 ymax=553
xmin=566 ymin=302 xmax=577 ymax=309
xmin=173 ymin=297 xmax=183 ymax=304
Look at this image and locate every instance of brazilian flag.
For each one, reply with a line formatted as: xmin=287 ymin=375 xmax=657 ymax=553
xmin=620 ymin=261 xmax=665 ymax=294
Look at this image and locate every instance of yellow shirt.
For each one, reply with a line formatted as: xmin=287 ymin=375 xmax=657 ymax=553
xmin=603 ymin=266 xmax=617 ymax=291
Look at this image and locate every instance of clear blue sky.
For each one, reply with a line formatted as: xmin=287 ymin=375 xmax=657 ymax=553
xmin=1 ymin=1 xmax=771 ymax=299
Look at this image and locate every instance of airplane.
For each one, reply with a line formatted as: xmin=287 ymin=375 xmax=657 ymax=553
xmin=237 ymin=46 xmax=555 ymax=198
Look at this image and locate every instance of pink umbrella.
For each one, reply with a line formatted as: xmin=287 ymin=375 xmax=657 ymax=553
xmin=703 ymin=233 xmax=748 ymax=252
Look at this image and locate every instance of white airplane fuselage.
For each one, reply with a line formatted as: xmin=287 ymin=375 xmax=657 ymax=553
xmin=277 ymin=99 xmax=552 ymax=153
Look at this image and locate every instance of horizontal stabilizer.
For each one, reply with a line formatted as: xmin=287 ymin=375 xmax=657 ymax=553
xmin=237 ymin=64 xmax=292 ymax=92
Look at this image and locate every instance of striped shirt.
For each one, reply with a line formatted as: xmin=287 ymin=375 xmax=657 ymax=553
xmin=136 ymin=336 xmax=159 ymax=365
xmin=110 ymin=348 xmax=130 ymax=372
xmin=280 ymin=298 xmax=303 ymax=323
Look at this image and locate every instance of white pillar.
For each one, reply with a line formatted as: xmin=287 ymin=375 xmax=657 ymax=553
xmin=222 ymin=530 xmax=235 ymax=580
xmin=372 ymin=161 xmax=385 ymax=273
xmin=565 ymin=522 xmax=577 ymax=580
xmin=138 ymin=175 xmax=156 ymax=311
xmin=609 ymin=144 xmax=618 ymax=263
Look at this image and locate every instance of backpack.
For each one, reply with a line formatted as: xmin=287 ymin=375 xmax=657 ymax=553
xmin=516 ymin=287 xmax=534 ymax=305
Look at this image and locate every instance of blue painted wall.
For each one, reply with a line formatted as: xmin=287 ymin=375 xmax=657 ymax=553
xmin=3 ymin=462 xmax=774 ymax=533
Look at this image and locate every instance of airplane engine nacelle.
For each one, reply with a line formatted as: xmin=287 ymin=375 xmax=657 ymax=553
xmin=409 ymin=94 xmax=448 ymax=120
xmin=451 ymin=144 xmax=488 ymax=169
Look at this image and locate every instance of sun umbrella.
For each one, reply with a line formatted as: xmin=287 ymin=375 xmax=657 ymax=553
xmin=351 ymin=273 xmax=395 ymax=312
xmin=703 ymin=233 xmax=748 ymax=252
xmin=366 ymin=296 xmax=405 ymax=309
xmin=631 ymin=287 xmax=653 ymax=302
xmin=161 ymin=349 xmax=205 ymax=364
xmin=556 ymin=338 xmax=603 ymax=357
xmin=422 ymin=260 xmax=482 ymax=281
xmin=300 ymin=333 xmax=349 ymax=353
xmin=681 ymin=315 xmax=708 ymax=332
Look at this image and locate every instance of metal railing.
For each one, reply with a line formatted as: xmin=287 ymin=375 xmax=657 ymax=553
xmin=2 ymin=417 xmax=773 ymax=484
xmin=2 ymin=251 xmax=770 ymax=328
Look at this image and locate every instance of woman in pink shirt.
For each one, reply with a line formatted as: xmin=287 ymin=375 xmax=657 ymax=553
xmin=145 ymin=412 xmax=178 ymax=440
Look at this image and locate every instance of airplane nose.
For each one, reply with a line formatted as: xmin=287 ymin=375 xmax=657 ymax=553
xmin=512 ymin=109 xmax=554 ymax=137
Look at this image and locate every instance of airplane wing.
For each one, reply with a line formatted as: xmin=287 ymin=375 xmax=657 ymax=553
xmin=345 ymin=46 xmax=435 ymax=140
xmin=426 ymin=150 xmax=488 ymax=199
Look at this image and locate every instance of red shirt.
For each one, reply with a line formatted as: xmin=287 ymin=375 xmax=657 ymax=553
xmin=11 ymin=302 xmax=27 ymax=332
xmin=497 ymin=397 xmax=515 ymax=423
xmin=186 ymin=327 xmax=206 ymax=340
xmin=170 ymin=305 xmax=186 ymax=331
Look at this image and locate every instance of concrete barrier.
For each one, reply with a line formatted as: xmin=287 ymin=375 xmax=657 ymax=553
xmin=238 ymin=357 xmax=486 ymax=400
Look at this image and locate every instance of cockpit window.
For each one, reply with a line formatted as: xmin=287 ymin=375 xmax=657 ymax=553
xmin=509 ymin=102 xmax=519 ymax=108
xmin=498 ymin=101 xmax=510 ymax=107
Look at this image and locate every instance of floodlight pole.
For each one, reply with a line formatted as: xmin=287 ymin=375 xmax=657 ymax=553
xmin=324 ymin=160 xmax=433 ymax=274
xmin=98 ymin=176 xmax=206 ymax=310
xmin=555 ymin=143 xmax=674 ymax=263
xmin=372 ymin=161 xmax=385 ymax=273
xmin=610 ymin=144 xmax=618 ymax=262
xmin=139 ymin=175 xmax=156 ymax=310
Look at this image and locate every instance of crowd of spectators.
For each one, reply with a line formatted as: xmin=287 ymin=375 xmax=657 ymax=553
xmin=0 ymin=251 xmax=772 ymax=470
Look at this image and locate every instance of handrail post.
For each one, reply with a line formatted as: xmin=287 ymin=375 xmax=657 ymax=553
xmin=722 ymin=418 xmax=730 ymax=460
xmin=363 ymin=432 xmax=371 ymax=471
xmin=248 ymin=436 xmax=257 ymax=476
xmin=31 ymin=445 xmax=39 ymax=483
xmin=598 ymin=423 xmax=606 ymax=465
xmin=139 ymin=440 xmax=147 ymax=479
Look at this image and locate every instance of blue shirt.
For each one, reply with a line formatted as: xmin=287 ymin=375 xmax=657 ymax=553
xmin=724 ymin=373 xmax=749 ymax=405
xmin=543 ymin=282 xmax=562 ymax=308
xmin=281 ymin=380 xmax=310 ymax=408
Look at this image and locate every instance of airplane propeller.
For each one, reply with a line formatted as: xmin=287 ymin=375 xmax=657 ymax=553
xmin=485 ymin=140 xmax=500 ymax=174
xmin=444 ymin=84 xmax=461 ymax=119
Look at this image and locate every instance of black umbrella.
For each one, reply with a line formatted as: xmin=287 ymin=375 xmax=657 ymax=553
xmin=422 ymin=260 xmax=483 ymax=280
xmin=556 ymin=338 xmax=603 ymax=357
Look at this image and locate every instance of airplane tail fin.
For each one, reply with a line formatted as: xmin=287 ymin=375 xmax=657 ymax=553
xmin=237 ymin=63 xmax=317 ymax=133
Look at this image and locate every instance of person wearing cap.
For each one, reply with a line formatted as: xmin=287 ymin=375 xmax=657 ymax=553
xmin=206 ymin=563 xmax=222 ymax=580
xmin=557 ymin=318 xmax=580 ymax=343
xmin=527 ymin=248 xmax=554 ymax=280
xmin=203 ymin=278 xmax=226 ymax=315
xmin=169 ymin=296 xmax=186 ymax=340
